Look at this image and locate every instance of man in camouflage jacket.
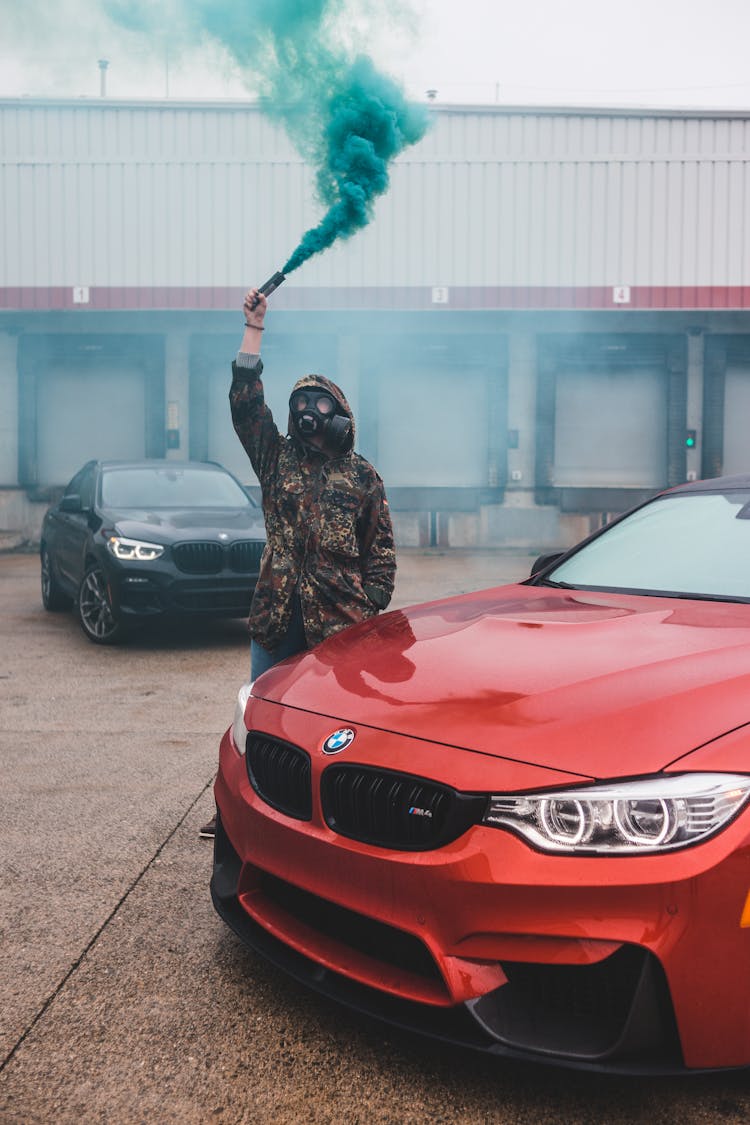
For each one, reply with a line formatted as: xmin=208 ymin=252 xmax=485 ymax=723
xmin=231 ymin=286 xmax=396 ymax=673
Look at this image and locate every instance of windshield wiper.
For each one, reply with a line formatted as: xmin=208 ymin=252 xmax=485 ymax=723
xmin=672 ymin=591 xmax=750 ymax=604
xmin=538 ymin=583 xmax=750 ymax=603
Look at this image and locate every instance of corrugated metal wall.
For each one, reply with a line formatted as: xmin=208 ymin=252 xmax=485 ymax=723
xmin=3 ymin=99 xmax=750 ymax=293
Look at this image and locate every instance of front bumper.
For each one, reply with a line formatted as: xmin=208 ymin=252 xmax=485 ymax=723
xmin=212 ymin=700 xmax=750 ymax=1072
xmin=212 ymin=815 xmax=687 ymax=1074
xmin=105 ymin=558 xmax=258 ymax=618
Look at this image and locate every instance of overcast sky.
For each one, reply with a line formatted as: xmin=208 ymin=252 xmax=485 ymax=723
xmin=1 ymin=0 xmax=749 ymax=110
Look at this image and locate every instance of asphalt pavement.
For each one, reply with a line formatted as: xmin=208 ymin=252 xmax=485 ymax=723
xmin=2 ymin=548 xmax=750 ymax=1123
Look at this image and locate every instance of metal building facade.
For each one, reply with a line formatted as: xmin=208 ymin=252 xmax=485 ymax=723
xmin=4 ymin=100 xmax=750 ymax=296
xmin=1 ymin=97 xmax=750 ymax=547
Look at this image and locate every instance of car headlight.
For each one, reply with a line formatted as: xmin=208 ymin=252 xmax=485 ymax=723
xmin=107 ymin=535 xmax=164 ymax=561
xmin=231 ymin=682 xmax=254 ymax=755
xmin=483 ymin=773 xmax=750 ymax=854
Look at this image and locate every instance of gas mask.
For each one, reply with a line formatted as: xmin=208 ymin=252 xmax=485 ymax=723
xmin=289 ymin=388 xmax=351 ymax=451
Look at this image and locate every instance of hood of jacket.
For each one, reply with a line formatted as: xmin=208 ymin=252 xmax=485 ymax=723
xmin=287 ymin=374 xmax=355 ymax=456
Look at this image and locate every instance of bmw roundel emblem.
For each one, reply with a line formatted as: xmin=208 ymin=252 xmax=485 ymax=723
xmin=323 ymin=728 xmax=355 ymax=755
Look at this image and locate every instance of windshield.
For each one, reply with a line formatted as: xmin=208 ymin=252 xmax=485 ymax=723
xmin=101 ymin=466 xmax=251 ymax=509
xmin=546 ymin=490 xmax=750 ymax=601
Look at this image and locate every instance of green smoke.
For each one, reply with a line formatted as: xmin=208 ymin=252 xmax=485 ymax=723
xmin=281 ymin=55 xmax=429 ymax=273
xmin=105 ymin=0 xmax=430 ymax=275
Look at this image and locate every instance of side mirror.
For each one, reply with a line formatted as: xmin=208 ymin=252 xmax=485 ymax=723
xmin=530 ymin=551 xmax=564 ymax=578
xmin=59 ymin=494 xmax=83 ymax=513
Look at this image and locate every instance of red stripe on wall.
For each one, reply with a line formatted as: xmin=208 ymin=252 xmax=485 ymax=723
xmin=3 ymin=286 xmax=750 ymax=312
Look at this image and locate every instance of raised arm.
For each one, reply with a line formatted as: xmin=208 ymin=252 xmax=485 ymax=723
xmin=241 ymin=287 xmax=267 ymax=351
xmin=230 ymin=288 xmax=280 ymax=485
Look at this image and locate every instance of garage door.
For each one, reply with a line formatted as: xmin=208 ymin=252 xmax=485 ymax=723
xmin=553 ymin=366 xmax=667 ymax=488
xmin=376 ymin=366 xmax=489 ymax=487
xmin=723 ymin=365 xmax=750 ymax=476
xmin=36 ymin=365 xmax=146 ymax=486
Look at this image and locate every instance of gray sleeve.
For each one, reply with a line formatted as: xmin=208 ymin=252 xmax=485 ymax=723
xmin=235 ymin=351 xmax=262 ymax=370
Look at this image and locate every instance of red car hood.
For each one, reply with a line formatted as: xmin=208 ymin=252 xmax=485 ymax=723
xmin=254 ymin=585 xmax=750 ymax=779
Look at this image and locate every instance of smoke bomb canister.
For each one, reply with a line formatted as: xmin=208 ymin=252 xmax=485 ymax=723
xmin=250 ymin=271 xmax=286 ymax=309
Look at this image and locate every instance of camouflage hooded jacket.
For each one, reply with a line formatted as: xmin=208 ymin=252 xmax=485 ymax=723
xmin=230 ymin=356 xmax=396 ymax=650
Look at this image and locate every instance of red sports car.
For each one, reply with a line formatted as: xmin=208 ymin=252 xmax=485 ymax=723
xmin=211 ymin=474 xmax=750 ymax=1072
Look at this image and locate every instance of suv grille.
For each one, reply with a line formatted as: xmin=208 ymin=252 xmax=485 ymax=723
xmin=173 ymin=540 xmax=264 ymax=575
xmin=321 ymin=765 xmax=485 ymax=851
xmin=229 ymin=540 xmax=265 ymax=573
xmin=246 ymin=734 xmax=312 ymax=820
xmin=173 ymin=542 xmax=223 ymax=574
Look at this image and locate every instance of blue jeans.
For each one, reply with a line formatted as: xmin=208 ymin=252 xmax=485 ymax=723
xmin=250 ymin=595 xmax=308 ymax=680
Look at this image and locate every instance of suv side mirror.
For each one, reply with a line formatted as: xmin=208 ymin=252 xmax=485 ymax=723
xmin=60 ymin=494 xmax=83 ymax=513
xmin=530 ymin=551 xmax=564 ymax=577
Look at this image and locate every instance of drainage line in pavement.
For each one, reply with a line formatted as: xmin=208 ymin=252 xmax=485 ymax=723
xmin=0 ymin=775 xmax=216 ymax=1073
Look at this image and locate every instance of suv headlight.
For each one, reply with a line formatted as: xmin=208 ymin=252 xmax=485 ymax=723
xmin=231 ymin=682 xmax=254 ymax=755
xmin=483 ymin=773 xmax=750 ymax=854
xmin=107 ymin=535 xmax=164 ymax=561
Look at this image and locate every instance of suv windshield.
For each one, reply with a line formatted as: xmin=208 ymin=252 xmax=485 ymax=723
xmin=546 ymin=490 xmax=750 ymax=601
xmin=101 ymin=466 xmax=250 ymax=509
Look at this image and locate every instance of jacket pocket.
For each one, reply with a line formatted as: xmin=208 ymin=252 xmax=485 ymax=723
xmin=318 ymin=488 xmax=361 ymax=560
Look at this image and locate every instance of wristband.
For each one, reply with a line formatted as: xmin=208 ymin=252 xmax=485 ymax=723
xmin=244 ymin=322 xmax=264 ymax=330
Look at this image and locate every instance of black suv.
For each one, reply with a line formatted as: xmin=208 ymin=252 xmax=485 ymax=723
xmin=41 ymin=460 xmax=266 ymax=644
